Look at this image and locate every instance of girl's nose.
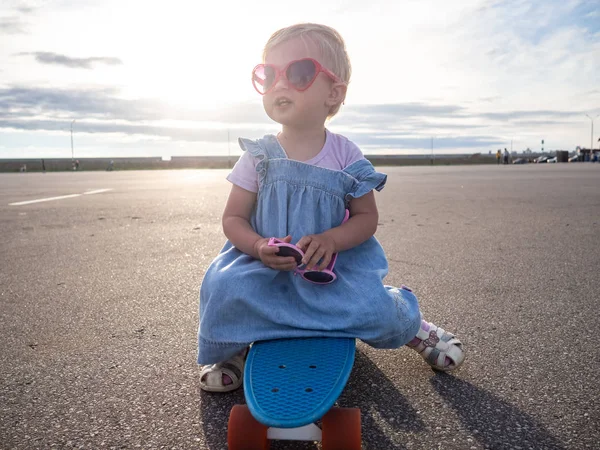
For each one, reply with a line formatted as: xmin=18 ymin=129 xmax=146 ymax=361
xmin=272 ymin=73 xmax=290 ymax=91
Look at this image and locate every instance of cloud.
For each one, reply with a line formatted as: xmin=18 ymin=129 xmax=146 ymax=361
xmin=0 ymin=116 xmax=502 ymax=151
xmin=0 ymin=86 xmax=272 ymax=143
xmin=437 ymin=0 xmax=599 ymax=112
xmin=479 ymin=96 xmax=501 ymax=103
xmin=472 ymin=0 xmax=598 ymax=44
xmin=349 ymin=103 xmax=463 ymax=117
xmin=0 ymin=118 xmax=237 ymax=143
xmin=0 ymin=0 xmax=40 ymax=34
xmin=479 ymin=111 xmax=581 ymax=121
xmin=344 ymin=133 xmax=503 ymax=150
xmin=0 ymin=16 xmax=27 ymax=34
xmin=15 ymin=3 xmax=35 ymax=14
xmin=0 ymin=85 xmax=583 ymax=152
xmin=334 ymin=103 xmax=467 ymax=129
xmin=0 ymin=86 xmax=137 ymax=119
xmin=0 ymin=86 xmax=266 ymax=124
xmin=4 ymin=0 xmax=44 ymax=15
xmin=16 ymin=52 xmax=123 ymax=69
xmin=1 ymin=0 xmax=596 ymax=157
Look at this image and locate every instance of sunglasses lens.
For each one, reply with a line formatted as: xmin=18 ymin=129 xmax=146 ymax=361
xmin=275 ymin=245 xmax=303 ymax=265
xmin=287 ymin=59 xmax=317 ymax=90
xmin=303 ymin=271 xmax=334 ymax=284
xmin=253 ymin=65 xmax=276 ymax=94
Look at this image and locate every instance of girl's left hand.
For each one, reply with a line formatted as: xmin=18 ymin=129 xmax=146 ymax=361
xmin=296 ymin=233 xmax=336 ymax=271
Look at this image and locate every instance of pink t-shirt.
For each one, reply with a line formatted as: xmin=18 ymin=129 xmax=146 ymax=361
xmin=227 ymin=130 xmax=365 ymax=193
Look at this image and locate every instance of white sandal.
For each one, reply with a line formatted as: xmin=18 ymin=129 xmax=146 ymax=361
xmin=199 ymin=351 xmax=246 ymax=392
xmin=408 ymin=321 xmax=465 ymax=371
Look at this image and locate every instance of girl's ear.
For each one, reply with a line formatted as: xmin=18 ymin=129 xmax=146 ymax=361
xmin=326 ymin=82 xmax=347 ymax=108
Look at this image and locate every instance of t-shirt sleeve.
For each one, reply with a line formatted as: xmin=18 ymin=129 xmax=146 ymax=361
xmin=344 ymin=139 xmax=366 ymax=169
xmin=226 ymin=151 xmax=259 ymax=193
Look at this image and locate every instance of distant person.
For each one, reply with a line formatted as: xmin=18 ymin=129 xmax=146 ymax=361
xmin=197 ymin=23 xmax=465 ymax=392
xmin=496 ymin=149 xmax=501 ymax=165
xmin=75 ymin=160 xmax=80 ymax=171
xmin=503 ymin=148 xmax=509 ymax=165
xmin=41 ymin=159 xmax=46 ymax=173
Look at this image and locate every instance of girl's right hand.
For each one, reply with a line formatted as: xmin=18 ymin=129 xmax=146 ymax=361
xmin=254 ymin=235 xmax=298 ymax=271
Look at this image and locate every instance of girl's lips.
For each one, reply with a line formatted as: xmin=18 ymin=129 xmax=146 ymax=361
xmin=274 ymin=97 xmax=292 ymax=107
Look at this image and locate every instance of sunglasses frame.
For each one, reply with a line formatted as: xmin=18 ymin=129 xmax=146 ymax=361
xmin=267 ymin=209 xmax=350 ymax=285
xmin=268 ymin=238 xmax=338 ymax=284
xmin=252 ymin=58 xmax=343 ymax=95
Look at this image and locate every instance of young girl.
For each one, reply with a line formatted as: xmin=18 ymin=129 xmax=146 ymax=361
xmin=198 ymin=23 xmax=465 ymax=392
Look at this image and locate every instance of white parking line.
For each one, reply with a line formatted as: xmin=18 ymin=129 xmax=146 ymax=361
xmin=83 ymin=189 xmax=113 ymax=195
xmin=9 ymin=189 xmax=113 ymax=206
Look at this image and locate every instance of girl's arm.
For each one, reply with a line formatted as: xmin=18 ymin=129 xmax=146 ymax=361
xmin=222 ymin=185 xmax=262 ymax=258
xmin=323 ymin=190 xmax=379 ymax=252
xmin=222 ymin=185 xmax=296 ymax=270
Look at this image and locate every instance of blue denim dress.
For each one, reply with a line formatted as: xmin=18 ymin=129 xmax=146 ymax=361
xmin=197 ymin=135 xmax=421 ymax=364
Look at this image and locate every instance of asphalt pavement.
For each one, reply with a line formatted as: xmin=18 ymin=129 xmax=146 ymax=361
xmin=1 ymin=164 xmax=599 ymax=449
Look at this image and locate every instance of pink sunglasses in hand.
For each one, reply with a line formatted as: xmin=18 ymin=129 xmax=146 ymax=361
xmin=268 ymin=210 xmax=350 ymax=285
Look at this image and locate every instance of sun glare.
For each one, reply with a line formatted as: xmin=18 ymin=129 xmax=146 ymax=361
xmin=95 ymin=1 xmax=265 ymax=110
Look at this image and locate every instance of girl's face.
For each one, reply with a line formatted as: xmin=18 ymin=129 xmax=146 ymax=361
xmin=262 ymin=37 xmax=335 ymax=129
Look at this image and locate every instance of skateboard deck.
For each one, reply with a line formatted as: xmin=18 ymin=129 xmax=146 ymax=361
xmin=244 ymin=337 xmax=356 ymax=428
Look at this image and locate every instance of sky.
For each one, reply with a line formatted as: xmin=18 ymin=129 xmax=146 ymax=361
xmin=0 ymin=0 xmax=599 ymax=159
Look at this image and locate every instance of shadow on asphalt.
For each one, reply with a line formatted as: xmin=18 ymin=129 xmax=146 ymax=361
xmin=199 ymin=350 xmax=423 ymax=449
xmin=431 ymin=373 xmax=565 ymax=450
xmin=341 ymin=351 xmax=425 ymax=449
xmin=199 ymin=385 xmax=244 ymax=450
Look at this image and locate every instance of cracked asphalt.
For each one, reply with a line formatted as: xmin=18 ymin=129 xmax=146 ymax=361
xmin=1 ymin=164 xmax=598 ymax=449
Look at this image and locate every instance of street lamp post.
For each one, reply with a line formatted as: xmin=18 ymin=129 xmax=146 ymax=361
xmin=70 ymin=119 xmax=76 ymax=161
xmin=585 ymin=114 xmax=599 ymax=160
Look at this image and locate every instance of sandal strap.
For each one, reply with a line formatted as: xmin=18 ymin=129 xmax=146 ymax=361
xmin=199 ymin=350 xmax=247 ymax=392
xmin=219 ymin=360 xmax=243 ymax=382
xmin=200 ymin=365 xmax=227 ymax=387
xmin=411 ymin=322 xmax=465 ymax=371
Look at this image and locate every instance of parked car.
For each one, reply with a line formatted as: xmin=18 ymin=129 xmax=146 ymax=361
xmin=547 ymin=156 xmax=557 ymax=163
xmin=535 ymin=155 xmax=550 ymax=163
xmin=512 ymin=158 xmax=527 ymax=164
xmin=568 ymin=154 xmax=579 ymax=162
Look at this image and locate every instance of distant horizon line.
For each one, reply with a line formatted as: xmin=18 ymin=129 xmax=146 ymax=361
xmin=0 ymin=149 xmax=581 ymax=162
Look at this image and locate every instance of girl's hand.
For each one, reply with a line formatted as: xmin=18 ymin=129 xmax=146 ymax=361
xmin=254 ymin=235 xmax=298 ymax=271
xmin=296 ymin=233 xmax=336 ymax=271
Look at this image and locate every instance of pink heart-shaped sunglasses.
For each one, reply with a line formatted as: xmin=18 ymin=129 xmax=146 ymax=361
xmin=268 ymin=210 xmax=350 ymax=285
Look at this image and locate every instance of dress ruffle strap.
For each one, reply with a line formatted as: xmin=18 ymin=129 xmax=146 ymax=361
xmin=238 ymin=135 xmax=287 ymax=185
xmin=343 ymin=159 xmax=387 ymax=201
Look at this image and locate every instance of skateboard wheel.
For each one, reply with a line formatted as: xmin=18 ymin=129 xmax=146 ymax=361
xmin=322 ymin=407 xmax=361 ymax=450
xmin=228 ymin=404 xmax=269 ymax=450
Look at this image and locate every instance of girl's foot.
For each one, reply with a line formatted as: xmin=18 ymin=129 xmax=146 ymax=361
xmin=199 ymin=349 xmax=247 ymax=392
xmin=407 ymin=320 xmax=465 ymax=371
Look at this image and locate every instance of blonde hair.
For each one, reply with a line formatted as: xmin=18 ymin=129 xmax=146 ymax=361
xmin=263 ymin=23 xmax=351 ymax=119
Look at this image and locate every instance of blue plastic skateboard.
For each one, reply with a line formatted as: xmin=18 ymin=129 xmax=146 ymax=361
xmin=227 ymin=337 xmax=361 ymax=449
